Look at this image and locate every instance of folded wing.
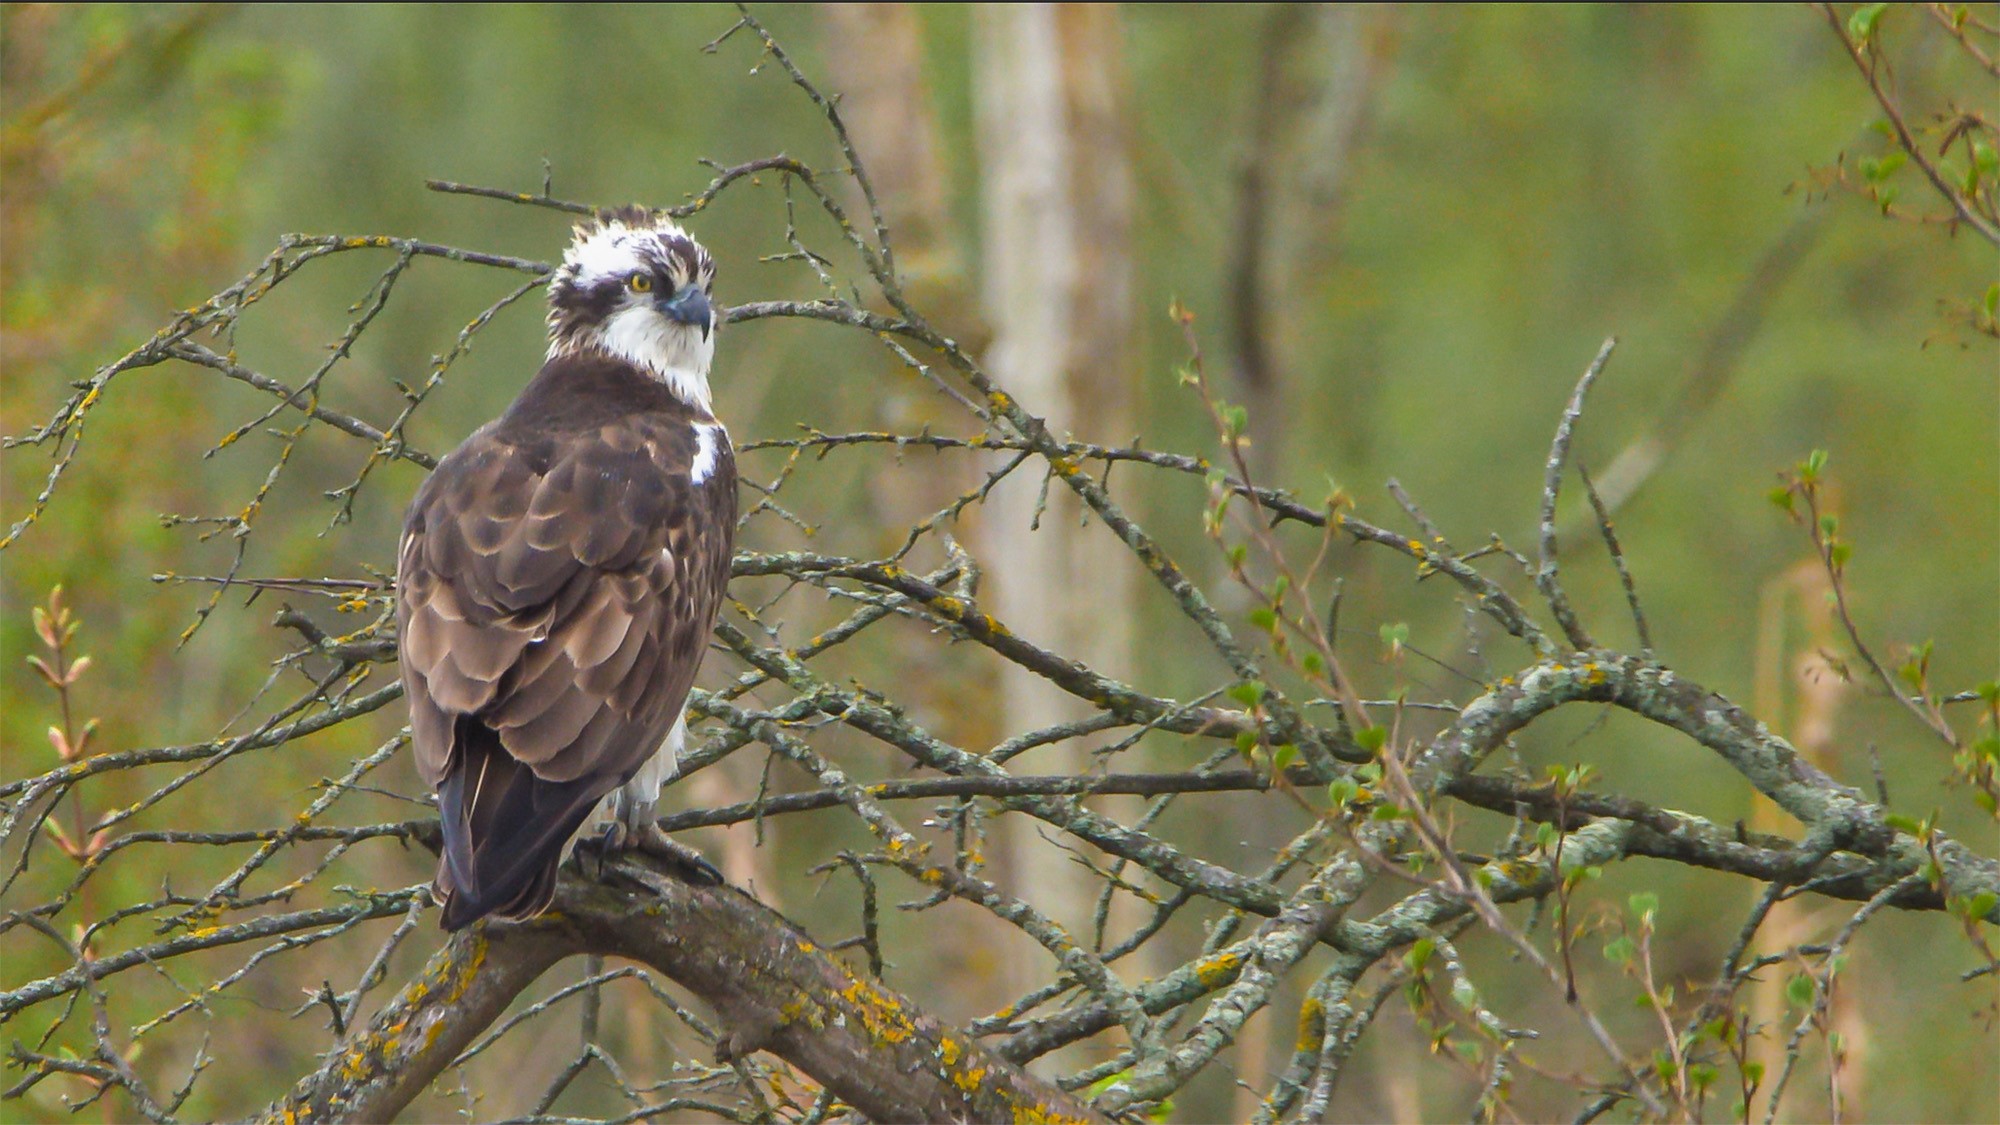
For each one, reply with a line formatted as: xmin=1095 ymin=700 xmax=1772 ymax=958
xmin=397 ymin=411 xmax=731 ymax=929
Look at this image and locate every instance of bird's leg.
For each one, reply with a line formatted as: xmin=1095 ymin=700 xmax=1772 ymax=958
xmin=602 ymin=712 xmax=723 ymax=885
xmin=611 ymin=794 xmax=723 ymax=886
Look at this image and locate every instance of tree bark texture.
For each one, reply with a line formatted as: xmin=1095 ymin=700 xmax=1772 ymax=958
xmin=264 ymin=857 xmax=1107 ymax=1125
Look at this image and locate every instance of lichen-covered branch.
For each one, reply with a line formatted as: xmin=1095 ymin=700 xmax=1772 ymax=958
xmin=264 ymin=854 xmax=1107 ymax=1125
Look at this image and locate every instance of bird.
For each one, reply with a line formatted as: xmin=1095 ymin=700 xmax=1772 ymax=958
xmin=396 ymin=206 xmax=734 ymax=930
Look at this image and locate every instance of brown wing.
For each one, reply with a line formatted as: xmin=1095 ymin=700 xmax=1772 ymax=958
xmin=397 ymin=401 xmax=734 ymax=929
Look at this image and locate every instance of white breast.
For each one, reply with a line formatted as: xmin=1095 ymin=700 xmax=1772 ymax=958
xmin=690 ymin=422 xmax=727 ymax=484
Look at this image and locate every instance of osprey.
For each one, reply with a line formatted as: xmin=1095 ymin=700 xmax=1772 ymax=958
xmin=397 ymin=207 xmax=734 ymax=930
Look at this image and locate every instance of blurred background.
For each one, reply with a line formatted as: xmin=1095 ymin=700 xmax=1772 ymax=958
xmin=3 ymin=4 xmax=1994 ymax=1121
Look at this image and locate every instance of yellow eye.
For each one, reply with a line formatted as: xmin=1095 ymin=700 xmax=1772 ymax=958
xmin=627 ymin=272 xmax=652 ymax=293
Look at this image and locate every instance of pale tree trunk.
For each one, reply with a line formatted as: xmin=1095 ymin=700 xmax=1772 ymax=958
xmin=972 ymin=4 xmax=1139 ymax=968
xmin=817 ymin=7 xmax=989 ymax=575
xmin=1751 ymin=558 xmax=1863 ymax=1114
xmin=819 ymin=5 xmax=1028 ymax=1016
xmin=819 ymin=6 xmax=956 ymax=286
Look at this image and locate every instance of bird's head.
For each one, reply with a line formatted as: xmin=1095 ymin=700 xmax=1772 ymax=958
xmin=547 ymin=206 xmax=719 ymax=409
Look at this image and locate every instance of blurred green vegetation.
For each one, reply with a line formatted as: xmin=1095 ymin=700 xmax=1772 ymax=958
xmin=2 ymin=4 xmax=1993 ymax=1121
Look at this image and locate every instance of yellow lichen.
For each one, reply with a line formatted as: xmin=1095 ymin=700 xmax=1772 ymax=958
xmin=1193 ymin=949 xmax=1246 ymax=987
xmin=952 ymin=1064 xmax=987 ymax=1094
xmin=1295 ymin=995 xmax=1325 ymax=1052
xmin=840 ymin=976 xmax=917 ymax=1046
xmin=1010 ymin=1101 xmax=1091 ymax=1125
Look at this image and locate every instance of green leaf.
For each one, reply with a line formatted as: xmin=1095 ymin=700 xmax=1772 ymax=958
xmin=1768 ymin=486 xmax=1796 ymax=512
xmin=1222 ymin=404 xmax=1249 ymax=437
xmin=1898 ymin=659 xmax=1926 ymax=691
xmin=1862 ymin=150 xmax=1906 ymax=182
xmin=1247 ymin=606 xmax=1277 ymax=632
xmin=1379 ymin=622 xmax=1410 ymax=651
xmin=1404 ymin=937 xmax=1436 ymax=973
xmin=1371 ymin=803 xmax=1406 ymax=821
xmin=1227 ymin=680 xmax=1267 ymax=707
xmin=1327 ymin=778 xmax=1359 ymax=807
xmin=1628 ymin=892 xmax=1659 ymax=922
xmin=1847 ymin=2 xmax=1887 ymax=43
xmin=1355 ymin=725 xmax=1388 ymax=754
xmin=1803 ymin=448 xmax=1829 ymax=481
xmin=1301 ymin=651 xmax=1325 ymax=676
xmin=1602 ymin=935 xmax=1636 ymax=965
xmin=1743 ymin=1060 xmax=1766 ymax=1087
xmin=1785 ymin=973 xmax=1816 ymax=1009
xmin=1960 ymin=891 xmax=1998 ymax=922
xmin=1885 ymin=812 xmax=1925 ymax=836
xmin=1234 ymin=731 xmax=1259 ymax=757
xmin=1976 ymin=141 xmax=1999 ymax=176
xmin=1818 ymin=513 xmax=1839 ymax=537
xmin=1271 ymin=744 xmax=1299 ymax=774
xmin=1535 ymin=822 xmax=1559 ymax=850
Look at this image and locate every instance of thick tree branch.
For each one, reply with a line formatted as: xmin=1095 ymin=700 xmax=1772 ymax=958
xmin=265 ymin=853 xmax=1107 ymax=1125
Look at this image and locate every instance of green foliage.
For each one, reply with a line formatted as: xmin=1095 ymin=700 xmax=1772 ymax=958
xmin=1354 ymin=724 xmax=1388 ymax=754
xmin=1 ymin=5 xmax=1993 ymax=1122
xmin=1847 ymin=4 xmax=1888 ymax=46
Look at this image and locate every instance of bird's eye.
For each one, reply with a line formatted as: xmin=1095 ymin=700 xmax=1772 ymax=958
xmin=627 ymin=272 xmax=652 ymax=293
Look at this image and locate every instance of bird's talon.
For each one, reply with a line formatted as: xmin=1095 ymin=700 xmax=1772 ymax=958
xmin=633 ymin=823 xmax=724 ymax=885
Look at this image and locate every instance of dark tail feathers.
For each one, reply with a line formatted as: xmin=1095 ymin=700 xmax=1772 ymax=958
xmin=435 ymin=719 xmax=604 ymax=931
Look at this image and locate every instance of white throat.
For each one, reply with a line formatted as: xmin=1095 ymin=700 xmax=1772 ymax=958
xmin=555 ymin=305 xmax=714 ymax=412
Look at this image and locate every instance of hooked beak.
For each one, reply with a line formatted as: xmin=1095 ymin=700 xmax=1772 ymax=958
xmin=657 ymin=287 xmax=713 ymax=340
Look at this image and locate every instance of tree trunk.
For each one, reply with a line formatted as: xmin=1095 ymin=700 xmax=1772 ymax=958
xmin=972 ymin=4 xmax=1139 ymax=953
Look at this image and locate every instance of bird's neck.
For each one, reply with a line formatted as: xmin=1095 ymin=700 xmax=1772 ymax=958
xmin=550 ymin=318 xmax=713 ymax=413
